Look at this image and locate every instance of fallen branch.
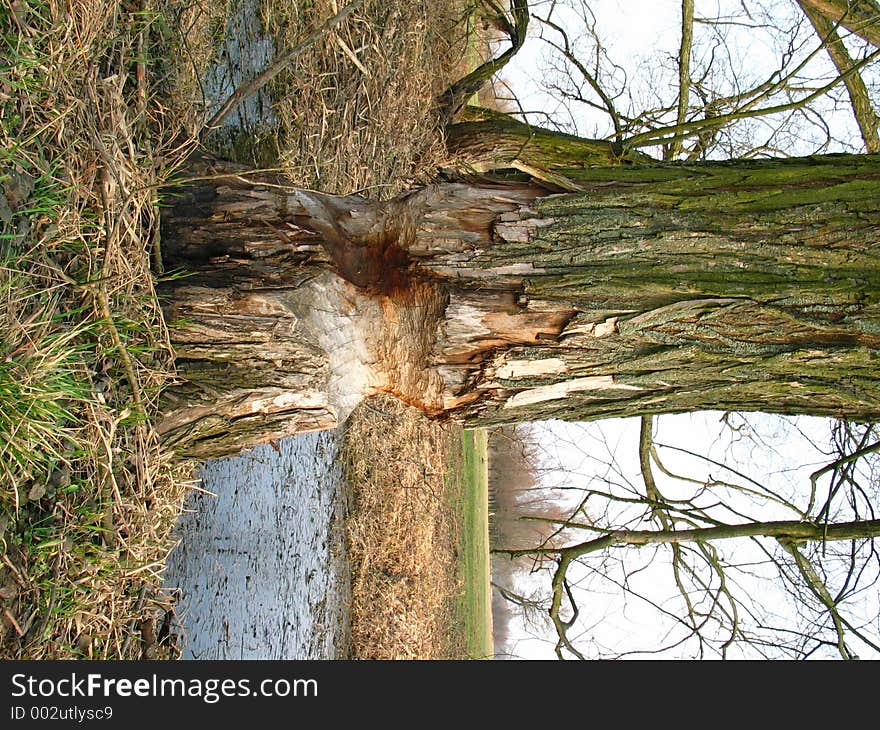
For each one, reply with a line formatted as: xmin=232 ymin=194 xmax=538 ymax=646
xmin=203 ymin=0 xmax=366 ymax=132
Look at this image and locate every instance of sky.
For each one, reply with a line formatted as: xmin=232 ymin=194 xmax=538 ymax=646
xmin=486 ymin=0 xmax=879 ymax=659
xmin=496 ymin=0 xmax=867 ymax=154
xmin=498 ymin=413 xmax=864 ymax=659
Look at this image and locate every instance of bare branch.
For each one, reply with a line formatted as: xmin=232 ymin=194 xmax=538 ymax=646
xmin=798 ymin=0 xmax=880 ymax=48
xmin=778 ymin=539 xmax=856 ymax=658
xmin=532 ymin=13 xmax=624 ymax=141
xmin=203 ymin=0 xmax=366 ymax=132
xmin=497 ymin=519 xmax=880 ymax=561
xmin=436 ymin=0 xmax=530 ymax=121
xmin=639 ymin=415 xmax=669 ymax=526
xmin=799 ymin=1 xmax=880 ymax=151
xmin=624 ymin=45 xmax=880 ymax=149
xmin=668 ymin=0 xmax=695 ymax=160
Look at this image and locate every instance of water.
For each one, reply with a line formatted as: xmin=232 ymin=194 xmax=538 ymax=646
xmin=162 ymin=432 xmax=351 ymax=659
xmin=201 ymin=0 xmax=279 ymax=163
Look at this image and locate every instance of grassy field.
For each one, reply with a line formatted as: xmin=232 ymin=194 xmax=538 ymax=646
xmin=0 ymin=0 xmax=202 ymax=659
xmin=341 ymin=396 xmax=465 ymax=659
xmin=457 ymin=429 xmax=494 ymax=659
xmin=341 ymin=405 xmax=494 ymax=660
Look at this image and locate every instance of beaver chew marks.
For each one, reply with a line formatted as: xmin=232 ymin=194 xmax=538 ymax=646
xmin=288 ymin=189 xmax=418 ymax=299
xmin=321 ymin=230 xmax=413 ymax=298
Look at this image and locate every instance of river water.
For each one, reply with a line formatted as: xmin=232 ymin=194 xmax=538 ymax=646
xmin=162 ymin=433 xmax=351 ymax=659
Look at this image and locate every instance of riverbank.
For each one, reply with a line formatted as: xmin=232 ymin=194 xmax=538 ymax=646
xmin=0 ymin=1 xmax=202 ymax=659
xmin=341 ymin=399 xmax=492 ymax=659
xmin=1 ymin=0 xmax=489 ymax=659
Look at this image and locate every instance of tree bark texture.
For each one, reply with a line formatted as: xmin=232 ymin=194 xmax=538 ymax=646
xmin=797 ymin=0 xmax=880 ymax=49
xmin=160 ymin=152 xmax=880 ymax=458
xmin=446 ymin=111 xmax=650 ymax=189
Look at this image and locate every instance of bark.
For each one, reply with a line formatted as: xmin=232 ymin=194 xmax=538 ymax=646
xmin=157 ymin=156 xmax=446 ymax=457
xmin=449 ymin=153 xmax=880 ymax=425
xmin=159 ymin=152 xmax=880 ymax=458
xmin=446 ymin=110 xmax=651 ymax=188
xmin=497 ymin=518 xmax=880 ymax=561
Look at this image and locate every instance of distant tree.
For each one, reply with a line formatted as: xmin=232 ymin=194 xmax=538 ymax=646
xmin=494 ymin=415 xmax=880 ymax=659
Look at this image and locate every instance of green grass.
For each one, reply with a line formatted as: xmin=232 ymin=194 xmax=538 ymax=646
xmin=457 ymin=427 xmax=493 ymax=659
xmin=0 ymin=0 xmax=187 ymax=659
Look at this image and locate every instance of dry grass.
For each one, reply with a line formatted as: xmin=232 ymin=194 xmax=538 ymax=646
xmin=248 ymin=0 xmax=479 ymax=658
xmin=0 ymin=0 xmax=210 ymax=659
xmin=341 ymin=395 xmax=466 ymax=659
xmin=260 ymin=0 xmax=472 ymax=196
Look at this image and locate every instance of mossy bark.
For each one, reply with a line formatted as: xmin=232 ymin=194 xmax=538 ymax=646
xmin=428 ymin=153 xmax=880 ymax=425
xmin=160 ymin=152 xmax=880 ymax=458
xmin=446 ymin=111 xmax=650 ymax=189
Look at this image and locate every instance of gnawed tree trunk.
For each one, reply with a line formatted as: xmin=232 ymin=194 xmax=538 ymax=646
xmin=159 ymin=152 xmax=880 ymax=459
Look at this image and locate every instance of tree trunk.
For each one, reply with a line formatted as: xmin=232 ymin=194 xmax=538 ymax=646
xmin=446 ymin=110 xmax=651 ymax=189
xmin=796 ymin=0 xmax=880 ymax=49
xmin=159 ymin=152 xmax=880 ymax=459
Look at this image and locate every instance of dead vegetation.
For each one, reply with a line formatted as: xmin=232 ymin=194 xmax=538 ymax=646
xmin=1 ymin=0 xmax=490 ymax=659
xmin=0 ymin=0 xmax=214 ymax=658
xmin=341 ymin=395 xmax=466 ymax=660
xmin=261 ymin=0 xmax=470 ymax=197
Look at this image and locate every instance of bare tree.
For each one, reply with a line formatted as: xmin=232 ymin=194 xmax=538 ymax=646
xmin=155 ymin=0 xmax=880 ymax=657
xmin=493 ymin=415 xmax=880 ymax=659
xmin=798 ymin=0 xmax=880 ymax=151
xmin=505 ymin=0 xmax=880 ymax=161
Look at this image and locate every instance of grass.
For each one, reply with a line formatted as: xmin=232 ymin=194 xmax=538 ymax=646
xmin=457 ymin=428 xmax=494 ymax=659
xmin=211 ymin=0 xmax=472 ymax=196
xmin=340 ymin=403 xmax=495 ymax=660
xmin=339 ymin=399 xmax=500 ymax=660
xmin=341 ymin=395 xmax=467 ymax=659
xmin=0 ymin=0 xmax=201 ymax=659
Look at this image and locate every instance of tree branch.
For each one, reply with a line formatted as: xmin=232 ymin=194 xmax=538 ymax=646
xmin=799 ymin=1 xmax=880 ymax=152
xmin=798 ymin=0 xmax=880 ymax=48
xmin=532 ymin=14 xmax=623 ymax=142
xmin=778 ymin=539 xmax=856 ymax=659
xmin=497 ymin=519 xmax=880 ymax=561
xmin=203 ymin=0 xmax=366 ymax=133
xmin=624 ymin=44 xmax=880 ymax=150
xmin=436 ymin=0 xmax=530 ymax=121
xmin=669 ymin=0 xmax=695 ymax=160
